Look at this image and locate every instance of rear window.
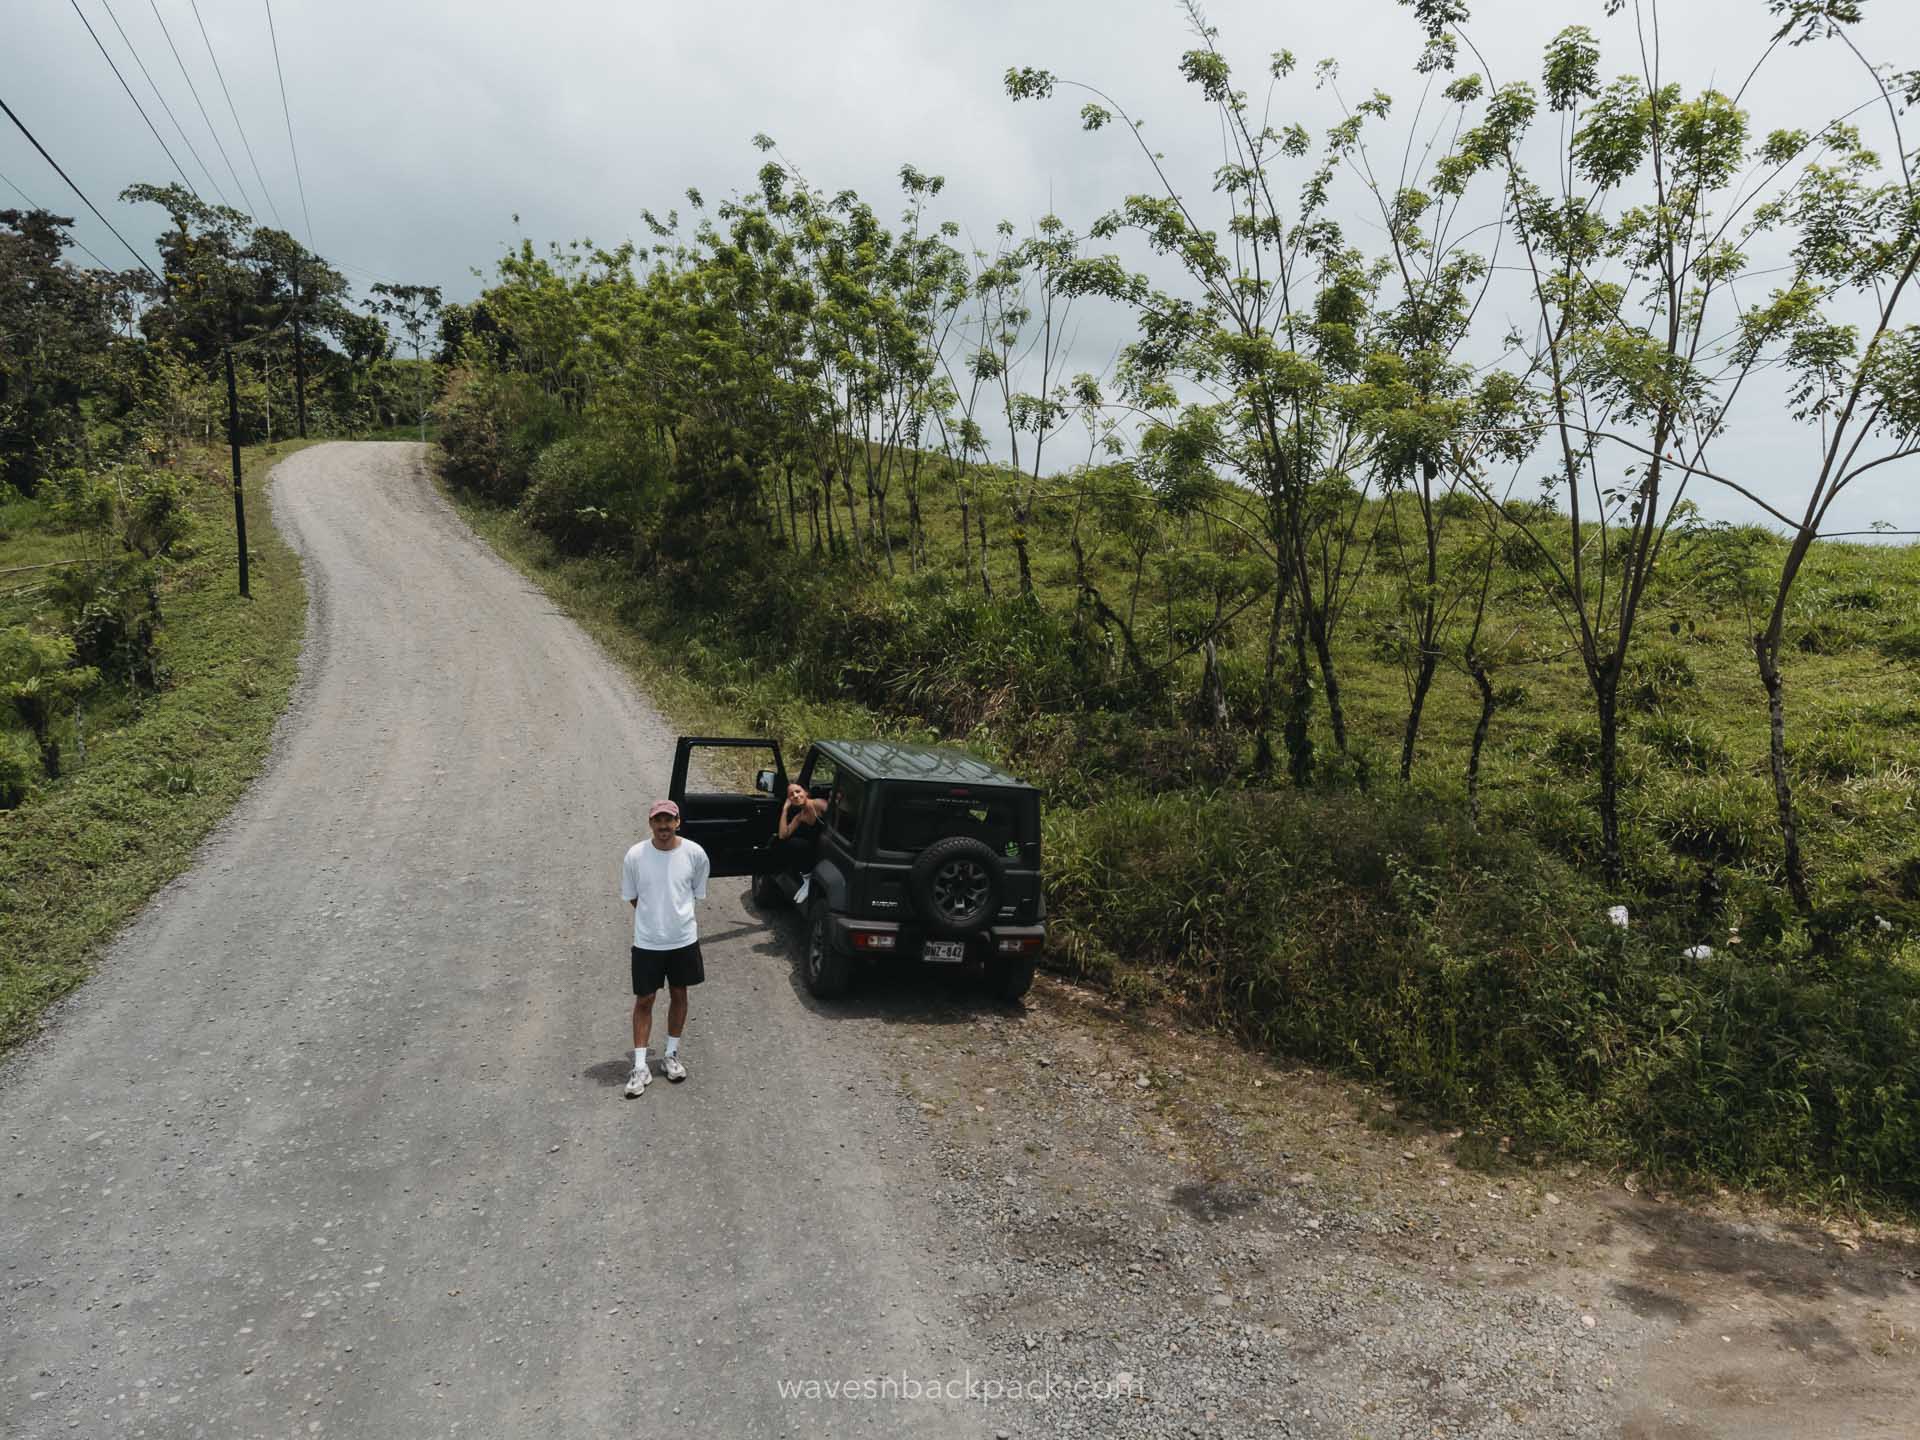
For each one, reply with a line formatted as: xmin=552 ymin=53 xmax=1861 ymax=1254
xmin=879 ymin=788 xmax=1027 ymax=857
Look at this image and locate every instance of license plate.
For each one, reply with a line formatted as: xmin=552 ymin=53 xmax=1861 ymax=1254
xmin=923 ymin=940 xmax=966 ymax=964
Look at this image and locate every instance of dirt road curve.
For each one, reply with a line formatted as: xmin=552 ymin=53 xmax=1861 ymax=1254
xmin=1 ymin=443 xmax=977 ymax=1438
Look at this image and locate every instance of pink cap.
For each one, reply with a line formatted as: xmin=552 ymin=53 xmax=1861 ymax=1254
xmin=649 ymin=798 xmax=680 ymax=819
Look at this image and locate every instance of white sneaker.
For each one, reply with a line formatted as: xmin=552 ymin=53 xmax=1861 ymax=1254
xmin=794 ymin=876 xmax=811 ymax=906
xmin=663 ymin=1053 xmax=688 ymax=1083
xmin=624 ymin=1065 xmax=651 ymax=1098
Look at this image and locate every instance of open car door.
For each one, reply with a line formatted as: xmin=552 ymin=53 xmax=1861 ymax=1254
xmin=668 ymin=737 xmax=788 ymax=878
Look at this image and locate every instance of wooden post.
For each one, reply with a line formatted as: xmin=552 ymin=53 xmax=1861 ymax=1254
xmin=226 ymin=344 xmax=250 ymax=599
xmin=292 ymin=257 xmax=308 ymax=439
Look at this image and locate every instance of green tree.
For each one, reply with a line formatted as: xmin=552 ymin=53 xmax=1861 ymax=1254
xmin=1720 ymin=10 xmax=1920 ymax=908
xmin=1008 ymin=9 xmax=1386 ymax=776
xmin=0 ymin=210 xmax=131 ymax=494
xmin=0 ymin=628 xmax=97 ymax=779
xmin=366 ymin=281 xmax=445 ymax=440
xmin=1394 ymin=0 xmax=1876 ymax=884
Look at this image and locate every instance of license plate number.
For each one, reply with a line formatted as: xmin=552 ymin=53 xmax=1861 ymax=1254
xmin=923 ymin=940 xmax=966 ymax=964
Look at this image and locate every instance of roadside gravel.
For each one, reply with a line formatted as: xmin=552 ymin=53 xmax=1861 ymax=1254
xmin=786 ymin=962 xmax=1920 ymax=1440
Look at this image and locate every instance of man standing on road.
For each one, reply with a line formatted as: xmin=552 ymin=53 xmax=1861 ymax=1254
xmin=621 ymin=799 xmax=710 ymax=1098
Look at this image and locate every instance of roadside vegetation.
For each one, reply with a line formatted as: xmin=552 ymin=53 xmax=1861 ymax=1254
xmin=0 ymin=439 xmax=311 ymax=1047
xmin=432 ymin=0 xmax=1920 ymax=1212
xmin=0 ymin=186 xmax=443 ymax=1048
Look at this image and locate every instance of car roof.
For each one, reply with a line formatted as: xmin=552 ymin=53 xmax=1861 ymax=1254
xmin=814 ymin=739 xmax=1036 ymax=790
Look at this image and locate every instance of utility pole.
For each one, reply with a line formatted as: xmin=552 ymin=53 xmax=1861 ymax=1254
xmin=292 ymin=253 xmax=307 ymax=439
xmin=225 ymin=341 xmax=250 ymax=598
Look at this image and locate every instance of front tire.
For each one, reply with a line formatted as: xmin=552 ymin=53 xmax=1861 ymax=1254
xmin=803 ymin=899 xmax=852 ymax=999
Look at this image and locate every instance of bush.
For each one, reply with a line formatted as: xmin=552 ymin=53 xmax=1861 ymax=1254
xmin=1831 ymin=585 xmax=1884 ymax=611
xmin=1638 ymin=715 xmax=1730 ymax=774
xmin=44 ymin=467 xmax=113 ymax=532
xmin=1623 ymin=647 xmax=1697 ymax=712
xmin=1793 ymin=723 xmax=1886 ymax=782
xmin=0 ymin=627 xmax=98 ymax=779
xmin=1047 ymin=786 xmax=1920 ymax=1206
xmin=1544 ymin=721 xmax=1600 ymax=773
xmin=518 ymin=433 xmax=663 ymax=556
xmin=0 ymin=734 xmax=33 ymax=809
xmin=115 ymin=468 xmax=193 ymax=560
xmin=1504 ymin=781 xmax=1605 ymax=866
xmin=1643 ymin=773 xmax=1773 ymax=864
xmin=1878 ymin=624 xmax=1920 ymax=663
xmin=434 ymin=367 xmax=563 ymax=506
xmin=49 ymin=559 xmax=165 ymax=689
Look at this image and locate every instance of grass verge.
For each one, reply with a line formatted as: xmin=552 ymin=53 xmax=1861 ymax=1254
xmin=0 ymin=440 xmax=319 ymax=1051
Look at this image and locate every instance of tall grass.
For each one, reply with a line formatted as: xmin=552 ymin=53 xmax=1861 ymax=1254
xmin=1048 ymin=789 xmax=1920 ymax=1207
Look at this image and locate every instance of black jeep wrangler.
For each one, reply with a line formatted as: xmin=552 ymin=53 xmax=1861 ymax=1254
xmin=669 ymin=737 xmax=1046 ymax=1001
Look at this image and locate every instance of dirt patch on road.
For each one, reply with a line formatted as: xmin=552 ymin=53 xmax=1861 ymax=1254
xmin=847 ymin=966 xmax=1920 ymax=1439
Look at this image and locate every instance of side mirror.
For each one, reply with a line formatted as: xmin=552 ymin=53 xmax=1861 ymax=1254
xmin=755 ymin=769 xmax=777 ymax=795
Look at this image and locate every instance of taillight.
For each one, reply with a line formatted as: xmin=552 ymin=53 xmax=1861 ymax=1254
xmin=996 ymin=936 xmax=1043 ymax=954
xmin=850 ymin=930 xmax=896 ymax=950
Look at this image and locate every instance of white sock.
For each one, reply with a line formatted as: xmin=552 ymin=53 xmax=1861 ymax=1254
xmin=665 ymin=1036 xmax=680 ymax=1058
xmin=634 ymin=1047 xmax=647 ymax=1071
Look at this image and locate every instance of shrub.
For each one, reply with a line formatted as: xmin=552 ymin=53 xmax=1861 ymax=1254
xmin=1793 ymin=724 xmax=1886 ymax=782
xmin=1878 ymin=624 xmax=1920 ymax=663
xmin=0 ymin=734 xmax=33 ymax=809
xmin=49 ymin=559 xmax=165 ymax=689
xmin=434 ymin=367 xmax=563 ymax=505
xmin=1544 ymin=722 xmax=1600 ymax=773
xmin=1638 ymin=715 xmax=1730 ymax=774
xmin=1502 ymin=781 xmax=1605 ymax=866
xmin=1644 ymin=773 xmax=1773 ymax=864
xmin=115 ymin=468 xmax=193 ymax=559
xmin=1623 ymin=647 xmax=1697 ymax=712
xmin=1047 ymin=786 xmax=1920 ymax=1206
xmin=44 ymin=467 xmax=113 ymax=532
xmin=0 ymin=627 xmax=98 ymax=779
xmin=518 ymin=433 xmax=664 ymax=556
xmin=1784 ymin=589 xmax=1872 ymax=654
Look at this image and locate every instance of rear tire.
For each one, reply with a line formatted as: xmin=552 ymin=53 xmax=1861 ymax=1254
xmin=751 ymin=870 xmax=784 ymax=908
xmin=803 ymin=899 xmax=852 ymax=999
xmin=987 ymin=956 xmax=1036 ymax=1003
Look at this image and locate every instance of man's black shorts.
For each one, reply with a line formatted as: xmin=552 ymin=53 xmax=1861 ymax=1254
xmin=632 ymin=942 xmax=705 ymax=994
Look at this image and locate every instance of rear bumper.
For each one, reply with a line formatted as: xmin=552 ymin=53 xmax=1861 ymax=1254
xmin=825 ymin=915 xmax=1045 ymax=962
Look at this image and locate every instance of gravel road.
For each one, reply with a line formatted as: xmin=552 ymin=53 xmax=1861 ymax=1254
xmin=0 ymin=443 xmax=983 ymax=1439
xmin=7 ymin=442 xmax=1915 ymax=1440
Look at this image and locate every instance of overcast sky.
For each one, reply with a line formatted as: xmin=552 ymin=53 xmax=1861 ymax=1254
xmin=7 ymin=0 xmax=1919 ymax=533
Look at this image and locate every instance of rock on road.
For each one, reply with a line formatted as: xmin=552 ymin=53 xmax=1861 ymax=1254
xmin=1 ymin=443 xmax=978 ymax=1439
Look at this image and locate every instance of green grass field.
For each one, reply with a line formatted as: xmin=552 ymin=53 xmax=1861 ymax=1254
xmin=0 ymin=440 xmax=316 ymax=1050
xmin=841 ymin=470 xmax=1920 ymax=910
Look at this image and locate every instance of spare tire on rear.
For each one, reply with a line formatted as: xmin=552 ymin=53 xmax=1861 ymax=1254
xmin=909 ymin=835 xmax=1005 ymax=938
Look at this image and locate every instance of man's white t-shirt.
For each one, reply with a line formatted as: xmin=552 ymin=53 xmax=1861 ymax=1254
xmin=621 ymin=839 xmax=711 ymax=950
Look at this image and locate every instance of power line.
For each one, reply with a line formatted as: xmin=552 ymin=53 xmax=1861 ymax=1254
xmin=188 ymin=0 xmax=281 ymax=229
xmin=99 ymin=0 xmax=229 ymax=208
xmin=67 ymin=0 xmax=196 ymax=196
xmin=0 ymin=168 xmax=119 ymax=271
xmin=0 ymin=92 xmax=160 ymax=279
xmin=262 ymin=0 xmax=313 ymax=251
xmin=149 ymin=0 xmax=255 ymax=218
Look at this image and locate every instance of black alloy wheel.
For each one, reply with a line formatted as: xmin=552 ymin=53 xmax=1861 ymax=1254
xmin=908 ymin=835 xmax=1005 ymax=938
